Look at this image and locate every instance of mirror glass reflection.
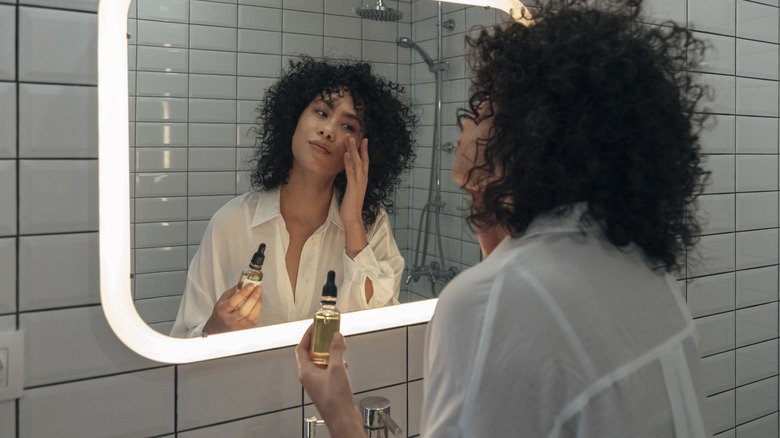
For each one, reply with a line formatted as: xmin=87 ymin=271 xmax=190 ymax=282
xmin=127 ymin=0 xmax=504 ymax=336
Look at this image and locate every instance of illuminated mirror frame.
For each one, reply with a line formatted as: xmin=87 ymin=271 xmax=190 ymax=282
xmin=436 ymin=0 xmax=533 ymax=24
xmin=97 ymin=0 xmax=437 ymax=364
xmin=98 ymin=0 xmax=528 ymax=363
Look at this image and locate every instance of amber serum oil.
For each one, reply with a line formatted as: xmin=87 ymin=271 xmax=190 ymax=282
xmin=236 ymin=243 xmax=266 ymax=294
xmin=310 ymin=270 xmax=340 ymax=366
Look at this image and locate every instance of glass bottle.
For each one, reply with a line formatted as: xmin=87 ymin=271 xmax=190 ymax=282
xmin=310 ymin=270 xmax=340 ymax=366
xmin=236 ymin=243 xmax=266 ymax=293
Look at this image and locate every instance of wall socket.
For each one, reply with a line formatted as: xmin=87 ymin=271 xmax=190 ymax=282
xmin=0 ymin=331 xmax=23 ymax=402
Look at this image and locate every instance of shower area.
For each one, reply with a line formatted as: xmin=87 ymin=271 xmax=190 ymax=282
xmin=356 ymin=0 xmax=467 ymax=299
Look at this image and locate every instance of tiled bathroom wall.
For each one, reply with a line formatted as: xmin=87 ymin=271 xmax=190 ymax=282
xmin=126 ymin=0 xmax=423 ymax=332
xmin=0 ymin=0 xmax=778 ymax=436
xmin=680 ymin=0 xmax=780 ymax=435
xmin=403 ymin=1 xmax=488 ymax=299
xmin=125 ymin=0 xmax=489 ymax=314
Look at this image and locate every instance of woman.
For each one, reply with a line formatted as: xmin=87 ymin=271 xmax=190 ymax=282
xmin=171 ymin=58 xmax=417 ymax=337
xmin=296 ymin=0 xmax=711 ymax=436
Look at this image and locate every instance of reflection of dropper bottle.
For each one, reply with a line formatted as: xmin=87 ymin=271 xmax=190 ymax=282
xmin=236 ymin=243 xmax=266 ymax=294
xmin=310 ymin=270 xmax=340 ymax=366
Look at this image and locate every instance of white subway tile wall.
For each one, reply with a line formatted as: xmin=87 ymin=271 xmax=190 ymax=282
xmin=19 ymin=160 xmax=99 ymax=234
xmin=19 ymin=367 xmax=175 ymax=437
xmin=0 ymin=82 xmax=16 ymax=159
xmin=0 ymin=160 xmax=15 ymax=237
xmin=0 ymin=5 xmax=14 ymax=81
xmin=0 ymin=238 xmax=15 ymax=315
xmin=18 ymin=7 xmax=98 ymax=85
xmin=176 ymin=407 xmax=302 ymax=437
xmin=19 ymin=306 xmax=159 ymax=387
xmin=178 ymin=347 xmax=301 ymax=429
xmin=18 ymin=233 xmax=100 ymax=310
xmin=702 ymin=350 xmax=737 ymax=396
xmin=0 ymin=0 xmax=776 ymax=436
xmin=19 ymin=84 xmax=98 ymax=158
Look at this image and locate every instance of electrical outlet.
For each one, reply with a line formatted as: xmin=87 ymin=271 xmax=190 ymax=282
xmin=0 ymin=331 xmax=23 ymax=402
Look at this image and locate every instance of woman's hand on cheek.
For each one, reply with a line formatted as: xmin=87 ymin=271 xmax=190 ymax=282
xmin=340 ymin=134 xmax=369 ymax=227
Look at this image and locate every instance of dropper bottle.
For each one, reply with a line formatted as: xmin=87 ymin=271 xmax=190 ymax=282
xmin=236 ymin=243 xmax=266 ymax=294
xmin=310 ymin=270 xmax=340 ymax=366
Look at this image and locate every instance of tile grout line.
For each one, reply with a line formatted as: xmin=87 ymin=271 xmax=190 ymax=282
xmin=14 ymin=3 xmax=20 ymax=438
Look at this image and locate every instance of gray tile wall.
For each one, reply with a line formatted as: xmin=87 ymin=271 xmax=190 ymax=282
xmin=0 ymin=0 xmax=778 ymax=436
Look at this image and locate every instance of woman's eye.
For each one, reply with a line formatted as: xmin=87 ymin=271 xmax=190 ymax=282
xmin=315 ymin=110 xmax=327 ymax=117
xmin=342 ymin=124 xmax=356 ymax=132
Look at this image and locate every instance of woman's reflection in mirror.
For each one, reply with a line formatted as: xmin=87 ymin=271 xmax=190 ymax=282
xmin=170 ymin=57 xmax=417 ymax=338
xmin=296 ymin=0 xmax=712 ymax=436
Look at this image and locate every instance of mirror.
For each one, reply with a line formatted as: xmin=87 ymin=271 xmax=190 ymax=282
xmin=100 ymin=0 xmax=511 ymax=362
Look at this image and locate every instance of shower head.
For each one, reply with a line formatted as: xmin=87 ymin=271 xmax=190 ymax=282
xmin=356 ymin=0 xmax=403 ymax=22
xmin=396 ymin=36 xmax=413 ymax=49
xmin=396 ymin=37 xmax=435 ymax=69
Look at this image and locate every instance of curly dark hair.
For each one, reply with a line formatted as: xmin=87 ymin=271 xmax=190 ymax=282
xmin=250 ymin=57 xmax=417 ymax=226
xmin=461 ymin=0 xmax=710 ymax=272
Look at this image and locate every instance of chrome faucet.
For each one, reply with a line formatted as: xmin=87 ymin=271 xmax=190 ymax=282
xmin=303 ymin=416 xmax=325 ymax=438
xmin=360 ymin=396 xmax=403 ymax=438
xmin=303 ymin=396 xmax=402 ymax=438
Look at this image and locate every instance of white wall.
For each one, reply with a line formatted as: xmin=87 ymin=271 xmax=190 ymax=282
xmin=0 ymin=0 xmax=778 ymax=437
xmin=677 ymin=0 xmax=780 ymax=434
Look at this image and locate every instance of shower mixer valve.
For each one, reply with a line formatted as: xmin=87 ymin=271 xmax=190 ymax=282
xmin=404 ymin=262 xmax=460 ymax=289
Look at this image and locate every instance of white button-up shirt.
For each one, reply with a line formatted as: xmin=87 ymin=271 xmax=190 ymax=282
xmin=170 ymin=188 xmax=403 ymax=338
xmin=421 ymin=206 xmax=708 ymax=437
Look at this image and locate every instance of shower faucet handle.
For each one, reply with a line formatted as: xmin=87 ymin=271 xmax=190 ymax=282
xmin=428 ymin=60 xmax=449 ymax=73
xmin=360 ymin=396 xmax=403 ymax=437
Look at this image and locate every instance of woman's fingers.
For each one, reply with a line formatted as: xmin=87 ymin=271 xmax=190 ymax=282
xmin=360 ymin=138 xmax=369 ymax=174
xmin=327 ymin=332 xmax=347 ymax=371
xmin=228 ymin=282 xmax=255 ymax=309
xmin=245 ymin=286 xmax=263 ymax=322
xmin=345 ymin=135 xmax=360 ymax=174
xmin=234 ymin=285 xmax=260 ymax=317
xmin=296 ymin=324 xmax=316 ymax=377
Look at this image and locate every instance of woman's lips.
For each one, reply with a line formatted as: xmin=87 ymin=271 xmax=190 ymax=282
xmin=310 ymin=141 xmax=330 ymax=154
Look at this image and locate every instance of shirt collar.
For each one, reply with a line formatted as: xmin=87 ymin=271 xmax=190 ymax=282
xmin=487 ymin=203 xmax=595 ymax=259
xmin=325 ymin=190 xmax=345 ymax=230
xmin=523 ymin=202 xmax=592 ymax=239
xmin=251 ymin=187 xmax=345 ymax=230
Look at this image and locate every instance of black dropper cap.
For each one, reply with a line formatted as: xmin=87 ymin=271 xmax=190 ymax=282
xmin=321 ymin=270 xmax=338 ymax=299
xmin=250 ymin=243 xmax=266 ymax=268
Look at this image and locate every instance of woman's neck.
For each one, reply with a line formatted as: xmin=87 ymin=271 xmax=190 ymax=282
xmin=280 ymin=167 xmax=335 ymax=226
xmin=476 ymin=226 xmax=509 ymax=258
xmin=467 ymin=189 xmax=510 ymax=258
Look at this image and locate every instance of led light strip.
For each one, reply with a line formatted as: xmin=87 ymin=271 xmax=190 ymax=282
xmin=435 ymin=0 xmax=534 ymax=25
xmin=97 ymin=0 xmax=437 ymax=363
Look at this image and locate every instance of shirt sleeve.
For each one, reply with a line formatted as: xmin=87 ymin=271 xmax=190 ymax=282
xmin=169 ymin=221 xmax=220 ymax=338
xmin=340 ymin=209 xmax=403 ymax=312
xmin=169 ymin=200 xmax=241 ymax=338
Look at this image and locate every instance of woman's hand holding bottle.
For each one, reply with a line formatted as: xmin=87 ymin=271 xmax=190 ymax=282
xmin=203 ymin=282 xmax=263 ymax=335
